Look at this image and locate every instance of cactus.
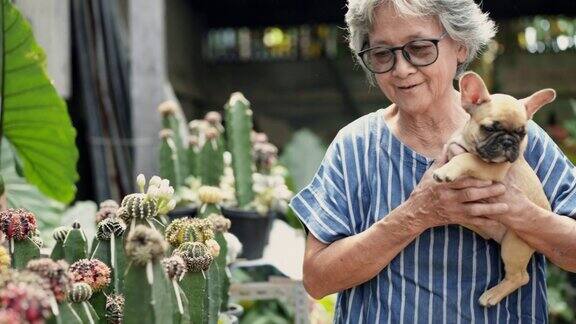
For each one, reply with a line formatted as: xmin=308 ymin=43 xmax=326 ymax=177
xmin=158 ymin=101 xmax=189 ymax=186
xmin=123 ymin=225 xmax=173 ymax=324
xmin=159 ymin=129 xmax=185 ymax=188
xmin=162 ymin=255 xmax=190 ymax=324
xmin=224 ymin=92 xmax=255 ymax=208
xmin=207 ymin=214 xmax=232 ymax=311
xmin=175 ymin=241 xmax=214 ymax=324
xmin=187 ymin=135 xmax=200 ymax=178
xmin=51 ymin=226 xmax=71 ymax=261
xmin=69 ymin=258 xmax=111 ymax=321
xmin=68 ymin=283 xmax=99 ymax=324
xmin=92 ymin=217 xmax=127 ymax=292
xmin=63 ymin=222 xmax=88 ymax=264
xmin=0 ymin=208 xmax=40 ymax=269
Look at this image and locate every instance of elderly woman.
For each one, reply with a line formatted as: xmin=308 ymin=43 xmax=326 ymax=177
xmin=289 ymin=0 xmax=576 ymax=322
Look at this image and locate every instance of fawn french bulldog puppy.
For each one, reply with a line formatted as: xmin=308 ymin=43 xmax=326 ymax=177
xmin=433 ymin=71 xmax=556 ymax=306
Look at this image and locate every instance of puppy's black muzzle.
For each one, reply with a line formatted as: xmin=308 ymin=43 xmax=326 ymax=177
xmin=477 ymin=133 xmax=523 ymax=163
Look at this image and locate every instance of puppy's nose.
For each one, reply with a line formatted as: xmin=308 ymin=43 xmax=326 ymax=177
xmin=502 ymin=139 xmax=515 ymax=149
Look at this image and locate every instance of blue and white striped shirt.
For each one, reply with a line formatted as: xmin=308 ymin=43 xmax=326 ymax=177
xmin=290 ymin=108 xmax=576 ymax=323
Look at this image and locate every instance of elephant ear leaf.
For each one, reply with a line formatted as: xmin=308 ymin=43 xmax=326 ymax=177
xmin=1 ymin=0 xmax=79 ymax=203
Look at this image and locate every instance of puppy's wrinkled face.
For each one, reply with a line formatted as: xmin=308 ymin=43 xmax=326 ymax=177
xmin=463 ymin=95 xmax=527 ymax=163
xmin=459 ymin=71 xmax=555 ymax=164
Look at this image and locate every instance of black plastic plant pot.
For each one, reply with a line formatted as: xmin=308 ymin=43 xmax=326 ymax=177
xmin=167 ymin=205 xmax=198 ymax=221
xmin=221 ymin=207 xmax=276 ymax=260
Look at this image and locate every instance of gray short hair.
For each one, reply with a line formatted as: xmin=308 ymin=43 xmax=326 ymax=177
xmin=345 ymin=0 xmax=497 ymax=83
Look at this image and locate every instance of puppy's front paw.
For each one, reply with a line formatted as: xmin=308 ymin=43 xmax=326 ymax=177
xmin=433 ymin=167 xmax=459 ymax=183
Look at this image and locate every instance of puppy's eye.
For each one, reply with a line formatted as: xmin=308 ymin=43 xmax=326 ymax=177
xmin=515 ymin=128 xmax=526 ymax=136
xmin=481 ymin=125 xmax=495 ymax=132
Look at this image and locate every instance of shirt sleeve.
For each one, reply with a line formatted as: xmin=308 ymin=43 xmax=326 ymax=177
xmin=525 ymin=121 xmax=576 ymax=218
xmin=289 ymin=137 xmax=354 ymax=244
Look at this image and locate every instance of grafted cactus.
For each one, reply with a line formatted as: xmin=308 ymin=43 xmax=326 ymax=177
xmin=68 ymin=283 xmax=99 ymax=324
xmin=63 ymin=222 xmax=88 ymax=265
xmin=0 ymin=208 xmax=40 ymax=269
xmin=224 ymin=92 xmax=255 ymax=208
xmin=50 ymin=226 xmax=71 ymax=261
xmin=158 ymin=101 xmax=189 ymax=186
xmin=69 ymin=258 xmax=111 ymax=320
xmin=92 ymin=217 xmax=127 ymax=292
xmin=175 ymin=241 xmax=214 ymax=324
xmin=123 ymin=225 xmax=173 ymax=324
xmin=162 ymin=255 xmax=190 ymax=324
xmin=159 ymin=129 xmax=185 ymax=188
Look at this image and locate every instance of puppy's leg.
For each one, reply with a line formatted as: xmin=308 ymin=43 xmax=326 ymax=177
xmin=433 ymin=153 xmax=509 ymax=183
xmin=478 ymin=231 xmax=534 ymax=307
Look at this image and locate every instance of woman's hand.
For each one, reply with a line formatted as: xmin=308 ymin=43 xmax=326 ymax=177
xmin=407 ymin=158 xmax=509 ymax=241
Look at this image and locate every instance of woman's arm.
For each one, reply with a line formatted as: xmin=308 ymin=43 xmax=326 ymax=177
xmin=484 ymin=182 xmax=576 ymax=272
xmin=303 ymin=175 xmax=509 ymax=299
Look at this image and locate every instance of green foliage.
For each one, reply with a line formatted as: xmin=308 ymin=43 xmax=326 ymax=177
xmin=548 ymin=264 xmax=575 ymax=323
xmin=2 ymin=139 xmax=65 ymax=240
xmin=2 ymin=0 xmax=79 ymax=203
xmin=56 ymin=302 xmax=83 ymax=324
xmin=199 ymin=136 xmax=224 ymax=186
xmin=70 ymin=302 xmax=99 ymax=324
xmin=225 ymin=93 xmax=255 ymax=208
xmin=279 ymin=129 xmax=326 ymax=192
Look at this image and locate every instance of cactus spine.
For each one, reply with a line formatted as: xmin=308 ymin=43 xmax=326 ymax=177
xmin=225 ymin=92 xmax=255 ymax=208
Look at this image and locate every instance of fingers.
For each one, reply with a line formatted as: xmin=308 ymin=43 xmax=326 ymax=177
xmin=455 ymin=183 xmax=506 ymax=203
xmin=463 ymin=202 xmax=509 ymax=216
xmin=447 ymin=177 xmax=493 ymax=189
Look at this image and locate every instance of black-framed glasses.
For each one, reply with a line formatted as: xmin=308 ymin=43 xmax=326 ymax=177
xmin=357 ymin=32 xmax=448 ymax=74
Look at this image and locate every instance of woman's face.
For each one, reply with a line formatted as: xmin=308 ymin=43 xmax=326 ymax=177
xmin=369 ymin=4 xmax=467 ymax=114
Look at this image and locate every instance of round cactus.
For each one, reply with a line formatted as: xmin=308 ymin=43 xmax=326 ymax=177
xmin=162 ymin=255 xmax=186 ymax=281
xmin=69 ymin=259 xmax=111 ymax=292
xmin=26 ymin=258 xmax=72 ymax=303
xmin=105 ymin=294 xmax=125 ymax=324
xmin=125 ymin=225 xmax=167 ymax=266
xmin=119 ymin=193 xmax=159 ymax=221
xmin=207 ymin=214 xmax=231 ymax=233
xmin=69 ymin=282 xmax=93 ymax=303
xmin=175 ymin=242 xmax=213 ymax=273
xmin=96 ymin=217 xmax=126 ymax=241
xmin=0 ymin=209 xmax=37 ymax=241
xmin=52 ymin=226 xmax=71 ymax=243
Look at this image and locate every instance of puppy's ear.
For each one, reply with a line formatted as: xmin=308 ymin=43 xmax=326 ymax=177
xmin=459 ymin=71 xmax=491 ymax=113
xmin=521 ymin=89 xmax=556 ymax=118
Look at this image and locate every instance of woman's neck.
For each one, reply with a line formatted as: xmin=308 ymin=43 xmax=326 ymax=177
xmin=384 ymin=90 xmax=468 ymax=158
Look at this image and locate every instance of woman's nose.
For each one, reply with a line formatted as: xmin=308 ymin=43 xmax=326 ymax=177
xmin=391 ymin=51 xmax=417 ymax=78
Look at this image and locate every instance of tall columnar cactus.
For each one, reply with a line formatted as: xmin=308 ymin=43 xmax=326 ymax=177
xmin=123 ymin=225 xmax=173 ymax=324
xmin=92 ymin=217 xmax=127 ymax=293
xmin=199 ymin=127 xmax=225 ymax=187
xmin=50 ymin=226 xmax=71 ymax=261
xmin=162 ymin=255 xmax=190 ymax=324
xmin=207 ymin=214 xmax=232 ymax=312
xmin=225 ymin=92 xmax=255 ymax=208
xmin=158 ymin=101 xmax=189 ymax=186
xmin=0 ymin=208 xmax=40 ymax=269
xmin=175 ymin=241 xmax=214 ymax=324
xmin=63 ymin=222 xmax=88 ymax=264
xmin=159 ymin=129 xmax=185 ymax=188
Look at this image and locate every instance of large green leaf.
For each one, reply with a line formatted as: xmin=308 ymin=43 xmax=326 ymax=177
xmin=2 ymin=0 xmax=78 ymax=203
